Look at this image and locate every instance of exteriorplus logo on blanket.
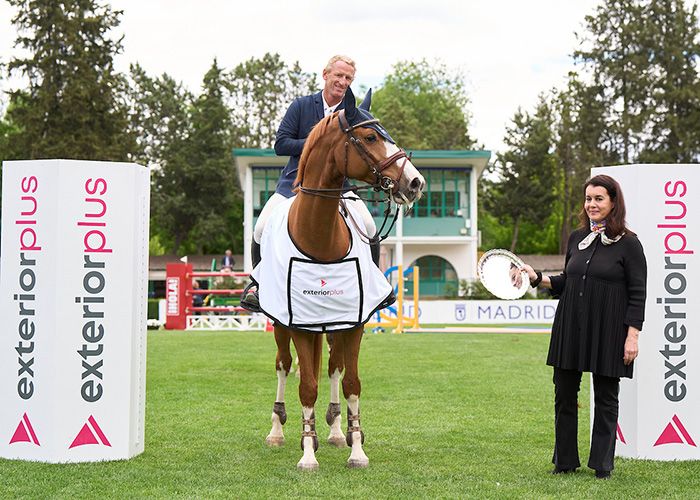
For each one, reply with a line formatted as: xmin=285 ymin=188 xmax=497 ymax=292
xmin=303 ymin=279 xmax=344 ymax=296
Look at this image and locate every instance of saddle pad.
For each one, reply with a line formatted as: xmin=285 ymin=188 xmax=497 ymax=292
xmin=288 ymin=257 xmax=363 ymax=329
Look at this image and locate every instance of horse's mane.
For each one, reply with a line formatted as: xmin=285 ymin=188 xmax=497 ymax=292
xmin=293 ymin=113 xmax=336 ymax=190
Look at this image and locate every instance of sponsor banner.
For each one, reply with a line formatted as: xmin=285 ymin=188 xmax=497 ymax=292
xmin=0 ymin=160 xmax=149 ymax=463
xmin=592 ymin=164 xmax=699 ymax=460
xmin=380 ymin=299 xmax=558 ymax=324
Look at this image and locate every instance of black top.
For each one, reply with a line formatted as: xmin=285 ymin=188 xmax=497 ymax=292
xmin=547 ymin=228 xmax=647 ymax=378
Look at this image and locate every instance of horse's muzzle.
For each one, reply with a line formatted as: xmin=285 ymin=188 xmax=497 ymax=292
xmin=394 ymin=164 xmax=425 ymax=204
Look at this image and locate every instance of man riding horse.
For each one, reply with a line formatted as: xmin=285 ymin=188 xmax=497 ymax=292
xmin=244 ymin=55 xmax=425 ymax=470
xmin=241 ymin=55 xmax=380 ymax=311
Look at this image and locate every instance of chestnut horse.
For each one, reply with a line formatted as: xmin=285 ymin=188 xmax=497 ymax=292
xmin=261 ymin=89 xmax=424 ymax=470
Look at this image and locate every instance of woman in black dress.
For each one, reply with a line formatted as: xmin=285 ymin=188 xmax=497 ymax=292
xmin=523 ymin=174 xmax=647 ymax=480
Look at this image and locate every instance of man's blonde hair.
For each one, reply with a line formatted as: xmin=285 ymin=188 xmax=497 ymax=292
xmin=324 ymin=55 xmax=356 ymax=73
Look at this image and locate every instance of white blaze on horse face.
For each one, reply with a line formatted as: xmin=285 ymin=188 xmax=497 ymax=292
xmin=383 ymin=141 xmax=425 ymax=205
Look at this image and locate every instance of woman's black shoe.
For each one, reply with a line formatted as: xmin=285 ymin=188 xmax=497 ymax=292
xmin=595 ymin=470 xmax=611 ymax=480
xmin=551 ymin=467 xmax=575 ymax=474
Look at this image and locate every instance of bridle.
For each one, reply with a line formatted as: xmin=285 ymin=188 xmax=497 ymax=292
xmin=296 ymin=110 xmax=413 ymax=242
xmin=297 ymin=109 xmax=412 ymax=200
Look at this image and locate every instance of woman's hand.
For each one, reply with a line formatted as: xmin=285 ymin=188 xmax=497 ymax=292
xmin=521 ymin=264 xmax=537 ymax=284
xmin=624 ymin=327 xmax=640 ymax=365
xmin=509 ymin=265 xmax=523 ymax=288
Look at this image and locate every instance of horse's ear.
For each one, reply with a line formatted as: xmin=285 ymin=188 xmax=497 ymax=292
xmin=343 ymin=87 xmax=357 ymax=121
xmin=359 ymin=88 xmax=372 ymax=111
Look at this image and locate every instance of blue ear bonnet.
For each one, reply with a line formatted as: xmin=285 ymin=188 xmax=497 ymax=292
xmin=353 ymin=108 xmax=395 ymax=144
xmin=343 ymin=88 xmax=395 ymax=144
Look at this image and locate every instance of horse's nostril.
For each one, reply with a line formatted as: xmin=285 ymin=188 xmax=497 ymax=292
xmin=410 ymin=177 xmax=423 ymax=191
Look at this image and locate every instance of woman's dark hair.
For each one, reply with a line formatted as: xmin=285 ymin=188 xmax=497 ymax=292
xmin=578 ymin=174 xmax=633 ymax=238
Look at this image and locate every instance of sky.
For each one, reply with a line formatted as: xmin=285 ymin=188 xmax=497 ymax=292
xmin=0 ymin=0 xmax=605 ymax=154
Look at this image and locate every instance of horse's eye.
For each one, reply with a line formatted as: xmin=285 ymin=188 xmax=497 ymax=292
xmin=365 ymin=134 xmax=377 ymax=143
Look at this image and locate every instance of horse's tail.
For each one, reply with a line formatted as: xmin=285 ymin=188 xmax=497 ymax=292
xmin=313 ymin=334 xmax=324 ymax=383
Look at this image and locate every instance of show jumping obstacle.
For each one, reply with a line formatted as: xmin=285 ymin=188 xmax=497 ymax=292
xmin=366 ymin=265 xmax=420 ymax=334
xmin=164 ymin=262 xmax=265 ymax=331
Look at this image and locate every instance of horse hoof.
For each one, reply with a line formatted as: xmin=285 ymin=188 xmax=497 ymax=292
xmin=297 ymin=461 xmax=319 ymax=471
xmin=265 ymin=435 xmax=285 ymax=447
xmin=327 ymin=435 xmax=347 ymax=448
xmin=347 ymin=458 xmax=369 ymax=468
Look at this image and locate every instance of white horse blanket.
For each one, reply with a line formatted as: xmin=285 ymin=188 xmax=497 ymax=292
xmin=252 ymin=197 xmax=394 ymax=333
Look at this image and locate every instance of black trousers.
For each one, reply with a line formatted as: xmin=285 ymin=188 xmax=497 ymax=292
xmin=552 ymin=367 xmax=620 ymax=472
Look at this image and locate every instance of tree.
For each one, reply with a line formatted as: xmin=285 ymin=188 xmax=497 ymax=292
xmin=225 ymin=53 xmax=315 ymax=148
xmin=552 ymin=73 xmax=620 ymax=252
xmin=149 ymin=60 xmax=241 ymax=254
xmin=186 ymin=60 xmax=240 ymax=254
xmin=126 ymin=64 xmax=194 ymax=253
xmin=574 ymin=0 xmax=653 ymax=163
xmin=6 ymin=0 xmax=133 ymax=160
xmin=638 ymin=0 xmax=700 ymax=162
xmin=372 ymin=59 xmax=476 ymax=150
xmin=483 ymin=98 xmax=559 ymax=253
xmin=127 ymin=64 xmax=193 ymax=167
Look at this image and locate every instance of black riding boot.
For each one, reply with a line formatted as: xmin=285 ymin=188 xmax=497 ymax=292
xmin=370 ymin=238 xmax=381 ymax=267
xmin=251 ymin=240 xmax=261 ymax=268
xmin=241 ymin=241 xmax=262 ymax=312
xmin=371 ymin=238 xmax=396 ymax=309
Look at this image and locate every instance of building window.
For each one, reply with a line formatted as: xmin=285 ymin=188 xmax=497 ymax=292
xmin=252 ymin=167 xmax=282 ymax=216
xmin=410 ymin=255 xmax=459 ymax=297
xmin=411 ymin=168 xmax=470 ymax=218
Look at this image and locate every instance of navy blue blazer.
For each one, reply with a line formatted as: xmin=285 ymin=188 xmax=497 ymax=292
xmin=274 ymin=91 xmax=345 ymax=197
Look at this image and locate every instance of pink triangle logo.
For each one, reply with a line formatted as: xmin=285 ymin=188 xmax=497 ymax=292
xmin=616 ymin=423 xmax=626 ymax=444
xmin=69 ymin=415 xmax=112 ymax=449
xmin=9 ymin=413 xmax=41 ymax=446
xmin=654 ymin=415 xmax=696 ymax=447
xmin=320 ymin=279 xmax=327 ymax=287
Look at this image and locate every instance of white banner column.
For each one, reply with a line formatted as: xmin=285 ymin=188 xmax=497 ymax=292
xmin=591 ymin=164 xmax=699 ymax=460
xmin=0 ymin=160 xmax=150 ymax=463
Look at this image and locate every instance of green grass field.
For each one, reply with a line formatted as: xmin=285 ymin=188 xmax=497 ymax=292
xmin=1 ymin=329 xmax=697 ymax=499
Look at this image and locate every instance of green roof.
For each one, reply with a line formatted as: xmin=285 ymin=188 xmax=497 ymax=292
xmin=233 ymin=148 xmax=277 ymax=157
xmin=233 ymin=148 xmax=491 ymax=160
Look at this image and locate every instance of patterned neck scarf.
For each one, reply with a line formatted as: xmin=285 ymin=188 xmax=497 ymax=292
xmin=578 ymin=219 xmax=624 ymax=250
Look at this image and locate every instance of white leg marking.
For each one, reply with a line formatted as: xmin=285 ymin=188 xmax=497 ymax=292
xmin=276 ymin=362 xmax=287 ymax=401
xmin=327 ymin=369 xmax=346 ymax=446
xmin=265 ymin=368 xmax=287 ymax=446
xmin=346 ymin=394 xmax=369 ymax=468
xmin=298 ymin=406 xmax=319 ymax=470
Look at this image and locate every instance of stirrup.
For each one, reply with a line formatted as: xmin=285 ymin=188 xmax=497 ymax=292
xmin=240 ymin=280 xmax=261 ymax=312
